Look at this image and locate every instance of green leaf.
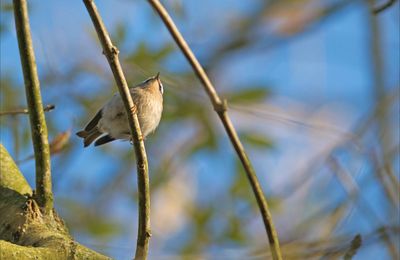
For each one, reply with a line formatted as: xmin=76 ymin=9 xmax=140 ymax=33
xmin=226 ymin=87 xmax=270 ymax=104
xmin=1 ymin=3 xmax=13 ymax=12
xmin=85 ymin=218 xmax=121 ymax=237
xmin=182 ymin=109 xmax=219 ymax=156
xmin=112 ymin=23 xmax=126 ymax=46
xmin=240 ymin=132 xmax=273 ymax=149
xmin=59 ymin=198 xmax=122 ymax=238
xmin=162 ymin=92 xmax=204 ymax=122
xmin=224 ymin=215 xmax=246 ymax=243
xmin=125 ymin=42 xmax=174 ymax=66
xmin=230 ymin=158 xmax=281 ymax=210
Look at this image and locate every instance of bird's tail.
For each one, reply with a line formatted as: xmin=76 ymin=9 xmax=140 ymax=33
xmin=76 ymin=127 xmax=102 ymax=147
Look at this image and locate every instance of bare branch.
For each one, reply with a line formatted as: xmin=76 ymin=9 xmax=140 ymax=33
xmin=82 ymin=0 xmax=151 ymax=259
xmin=147 ymin=1 xmax=282 ymax=259
xmin=12 ymin=0 xmax=53 ymax=215
xmin=373 ymin=0 xmax=397 ymax=14
xmin=17 ymin=130 xmax=71 ymax=164
xmin=0 ymin=104 xmax=55 ymax=116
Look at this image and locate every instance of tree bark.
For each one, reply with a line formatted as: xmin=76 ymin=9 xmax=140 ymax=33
xmin=0 ymin=144 xmax=110 ymax=259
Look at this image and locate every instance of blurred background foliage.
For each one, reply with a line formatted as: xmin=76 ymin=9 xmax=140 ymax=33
xmin=0 ymin=0 xmax=399 ymax=259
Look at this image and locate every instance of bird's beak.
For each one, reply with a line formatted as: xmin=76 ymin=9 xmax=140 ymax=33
xmin=155 ymin=72 xmax=160 ymax=80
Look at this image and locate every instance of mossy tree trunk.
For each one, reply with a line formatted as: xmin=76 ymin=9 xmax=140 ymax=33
xmin=0 ymin=144 xmax=110 ymax=259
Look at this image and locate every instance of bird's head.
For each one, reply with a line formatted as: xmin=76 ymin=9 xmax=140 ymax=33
xmin=140 ymin=73 xmax=164 ymax=96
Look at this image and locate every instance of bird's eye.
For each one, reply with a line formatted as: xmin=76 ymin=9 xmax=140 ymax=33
xmin=159 ymin=82 xmax=164 ymax=94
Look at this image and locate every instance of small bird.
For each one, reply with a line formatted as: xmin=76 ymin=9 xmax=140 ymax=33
xmin=76 ymin=73 xmax=164 ymax=147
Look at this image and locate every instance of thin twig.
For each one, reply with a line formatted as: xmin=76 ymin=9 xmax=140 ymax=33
xmin=13 ymin=0 xmax=53 ymax=215
xmin=343 ymin=234 xmax=362 ymax=260
xmin=17 ymin=130 xmax=71 ymax=164
xmin=373 ymin=0 xmax=397 ymax=14
xmin=147 ymin=1 xmax=282 ymax=259
xmin=82 ymin=0 xmax=151 ymax=259
xmin=366 ymin=2 xmax=400 ymax=257
xmin=0 ymin=104 xmax=55 ymax=116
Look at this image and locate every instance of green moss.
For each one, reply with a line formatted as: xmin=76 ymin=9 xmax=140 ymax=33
xmin=0 ymin=240 xmax=111 ymax=260
xmin=0 ymin=146 xmax=111 ymax=259
xmin=0 ymin=144 xmax=32 ymax=195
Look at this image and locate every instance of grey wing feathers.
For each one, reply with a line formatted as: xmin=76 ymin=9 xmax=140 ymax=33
xmin=76 ymin=127 xmax=103 ymax=147
xmin=76 ymin=109 xmax=103 ymax=147
xmin=83 ymin=130 xmax=102 ymax=147
xmin=84 ymin=109 xmax=102 ymax=131
xmin=94 ymin=135 xmax=115 ymax=146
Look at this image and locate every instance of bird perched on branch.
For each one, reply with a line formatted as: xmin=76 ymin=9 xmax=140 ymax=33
xmin=76 ymin=73 xmax=164 ymax=147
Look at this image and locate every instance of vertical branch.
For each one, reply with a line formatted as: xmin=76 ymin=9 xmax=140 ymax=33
xmin=82 ymin=0 xmax=151 ymax=259
xmin=147 ymin=1 xmax=282 ymax=259
xmin=13 ymin=0 xmax=53 ymax=215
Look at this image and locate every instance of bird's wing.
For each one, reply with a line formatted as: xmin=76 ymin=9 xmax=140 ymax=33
xmin=84 ymin=109 xmax=102 ymax=131
xmin=94 ymin=135 xmax=116 ymax=146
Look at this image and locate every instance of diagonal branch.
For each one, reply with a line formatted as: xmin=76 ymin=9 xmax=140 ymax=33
xmin=147 ymin=1 xmax=282 ymax=259
xmin=82 ymin=0 xmax=151 ymax=259
xmin=373 ymin=0 xmax=397 ymax=14
xmin=13 ymin=0 xmax=53 ymax=215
